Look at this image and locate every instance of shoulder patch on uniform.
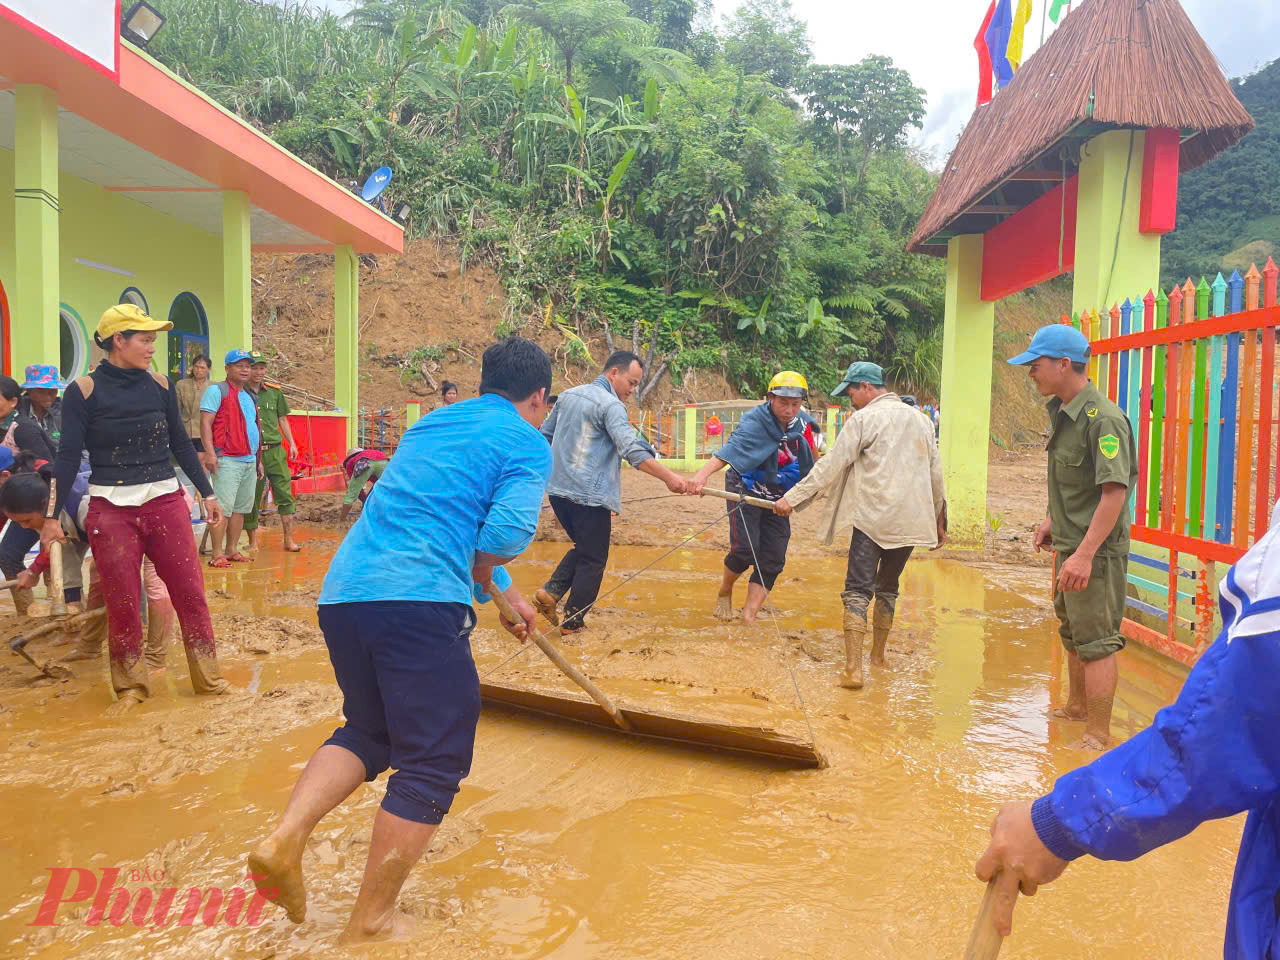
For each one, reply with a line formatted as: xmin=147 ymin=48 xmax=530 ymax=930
xmin=1099 ymin=434 xmax=1120 ymax=459
xmin=1086 ymin=406 xmax=1098 ymax=418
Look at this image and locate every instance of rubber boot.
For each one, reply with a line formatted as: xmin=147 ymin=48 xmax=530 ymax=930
xmin=839 ymin=610 xmax=866 ymax=689
xmin=110 ymin=644 xmax=153 ymax=703
xmin=871 ymin=600 xmax=894 ymax=667
xmin=533 ymin=588 xmax=562 ymax=626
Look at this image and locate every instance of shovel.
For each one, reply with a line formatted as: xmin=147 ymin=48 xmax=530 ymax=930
xmin=962 ymin=877 xmax=1012 ymax=959
xmin=7 ymin=608 xmax=103 ymax=681
xmin=489 ymin=588 xmax=632 ymax=732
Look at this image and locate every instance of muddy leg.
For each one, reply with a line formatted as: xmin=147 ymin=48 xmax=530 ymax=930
xmin=870 ymin=596 xmax=895 ymax=667
xmin=11 ymin=586 xmax=33 ymax=616
xmin=714 ymin=566 xmax=741 ymax=620
xmin=1080 ymin=654 xmax=1117 ymax=750
xmin=281 ymin=515 xmax=302 ymax=552
xmin=742 ymin=582 xmax=769 ymax=623
xmin=337 ymin=807 xmax=437 ymax=944
xmin=249 ymin=744 xmax=368 ymax=924
xmin=1051 ymin=651 xmax=1088 ymax=721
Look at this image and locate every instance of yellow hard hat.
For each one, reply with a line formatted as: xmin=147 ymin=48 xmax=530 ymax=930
xmin=767 ymin=370 xmax=808 ymax=398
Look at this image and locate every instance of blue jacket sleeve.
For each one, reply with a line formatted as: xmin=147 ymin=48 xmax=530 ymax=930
xmin=472 ymin=564 xmax=513 ymax=605
xmin=475 ymin=437 xmax=552 ymax=560
xmin=1032 ymin=618 xmax=1280 ymax=862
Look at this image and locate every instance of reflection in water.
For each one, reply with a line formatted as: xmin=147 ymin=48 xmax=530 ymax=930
xmin=0 ymin=527 xmax=1239 ymax=960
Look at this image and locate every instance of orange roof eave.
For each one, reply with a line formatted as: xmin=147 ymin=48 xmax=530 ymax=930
xmin=1 ymin=19 xmax=402 ymax=255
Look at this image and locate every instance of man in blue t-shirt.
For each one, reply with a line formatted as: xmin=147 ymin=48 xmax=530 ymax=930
xmin=247 ymin=337 xmax=554 ymax=945
xmin=198 ymin=349 xmax=261 ymax=566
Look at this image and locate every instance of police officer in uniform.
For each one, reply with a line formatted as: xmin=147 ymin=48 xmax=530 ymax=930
xmin=1009 ymin=325 xmax=1137 ymax=750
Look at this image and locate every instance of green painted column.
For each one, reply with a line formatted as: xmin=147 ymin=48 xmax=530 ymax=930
xmin=682 ymin=403 xmax=698 ymax=469
xmin=406 ymin=402 xmax=421 ymax=427
xmin=334 ymin=245 xmax=359 ymax=445
xmin=1072 ymin=130 xmax=1162 ymax=315
xmin=221 ymin=190 xmax=252 ymax=351
xmin=940 ymin=234 xmax=995 ymax=547
xmin=13 ymin=84 xmax=61 ymax=372
xmin=825 ymin=405 xmax=838 ymax=441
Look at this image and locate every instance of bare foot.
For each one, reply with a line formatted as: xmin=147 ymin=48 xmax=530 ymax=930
xmin=713 ymin=593 xmax=734 ymax=620
xmin=742 ymin=608 xmax=759 ymax=624
xmin=105 ymin=692 xmax=145 ymax=716
xmin=1051 ymin=705 xmax=1087 ymax=721
xmin=248 ymin=836 xmax=307 ymax=923
xmin=869 ymin=653 xmax=886 ymax=667
xmin=533 ymin=589 xmax=561 ymax=626
xmin=1078 ymin=732 xmax=1109 ymax=751
xmin=283 ymin=543 xmax=303 ymax=553
xmin=198 ymin=678 xmax=235 ymax=696
xmin=337 ymin=907 xmax=417 ymax=944
xmin=838 ymin=668 xmax=864 ymax=690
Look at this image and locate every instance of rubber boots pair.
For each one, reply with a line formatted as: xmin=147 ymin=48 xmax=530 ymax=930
xmin=64 ymin=605 xmax=171 ymax=666
xmin=839 ymin=609 xmax=866 ymax=689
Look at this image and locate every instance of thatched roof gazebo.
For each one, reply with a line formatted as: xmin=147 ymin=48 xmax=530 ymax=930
xmin=909 ymin=0 xmax=1253 ymax=256
xmin=909 ymin=0 xmax=1253 ymax=547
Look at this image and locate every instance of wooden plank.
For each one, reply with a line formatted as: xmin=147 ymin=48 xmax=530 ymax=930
xmin=1126 ymin=297 xmax=1141 ymax=521
xmin=1090 ymin=309 xmax=1102 ymax=385
xmin=1121 ymin=617 xmax=1198 ymax=667
xmin=1107 ymin=303 xmax=1121 ymax=402
xmin=1235 ymin=265 xmax=1260 ymax=543
xmin=478 ymin=681 xmax=826 ymax=768
xmin=1006 ymin=168 xmax=1067 ymax=181
xmin=1220 ymin=271 xmax=1243 ymax=543
xmin=1188 ymin=280 xmax=1209 ymax=535
xmin=1136 ymin=292 xmax=1155 ymax=527
xmin=1163 ymin=284 xmax=1184 ymax=532
xmin=1148 ymin=289 xmax=1167 ymax=527
xmin=1131 ymin=523 xmax=1248 ymax=564
xmin=1204 ymin=273 xmax=1227 ymax=541
xmin=1084 ymin=301 xmax=1280 ymax=352
xmin=1258 ymin=260 xmax=1278 ymax=540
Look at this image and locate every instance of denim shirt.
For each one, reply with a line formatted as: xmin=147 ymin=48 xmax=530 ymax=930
xmin=541 ymin=375 xmax=655 ymax=513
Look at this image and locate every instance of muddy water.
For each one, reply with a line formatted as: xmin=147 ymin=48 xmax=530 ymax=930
xmin=0 ymin=524 xmax=1239 ymax=959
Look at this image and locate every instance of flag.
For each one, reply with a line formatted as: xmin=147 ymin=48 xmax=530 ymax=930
xmin=985 ymin=0 xmax=1014 ymax=89
xmin=1049 ymin=0 xmax=1070 ymax=23
xmin=974 ymin=0 xmax=996 ymax=106
xmin=1007 ymin=0 xmax=1032 ymax=70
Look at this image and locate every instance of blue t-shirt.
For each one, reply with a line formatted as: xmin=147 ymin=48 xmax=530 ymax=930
xmin=199 ymin=383 xmax=260 ymax=462
xmin=319 ymin=394 xmax=552 ymax=607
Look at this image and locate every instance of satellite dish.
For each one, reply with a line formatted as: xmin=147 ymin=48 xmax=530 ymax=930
xmin=361 ymin=166 xmax=393 ymax=203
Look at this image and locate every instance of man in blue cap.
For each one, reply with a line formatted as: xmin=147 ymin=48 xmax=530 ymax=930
xmin=1008 ymin=324 xmax=1136 ymax=750
xmin=199 ymin=349 xmax=263 ymax=566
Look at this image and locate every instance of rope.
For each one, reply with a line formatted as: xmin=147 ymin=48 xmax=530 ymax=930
xmin=734 ymin=503 xmax=821 ymax=755
xmin=539 ymin=494 xmax=682 ymax=512
xmin=482 ymin=504 xmax=745 ymax=679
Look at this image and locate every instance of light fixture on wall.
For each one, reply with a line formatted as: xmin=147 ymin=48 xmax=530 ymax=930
xmin=393 ymin=201 xmax=411 ymax=226
xmin=121 ymin=1 xmax=166 ymax=48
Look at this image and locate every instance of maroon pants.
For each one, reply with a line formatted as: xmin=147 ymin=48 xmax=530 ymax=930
xmin=86 ymin=491 xmax=221 ymax=698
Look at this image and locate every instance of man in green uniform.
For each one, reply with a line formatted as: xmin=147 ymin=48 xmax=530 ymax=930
xmin=1009 ymin=325 xmax=1137 ymax=750
xmin=244 ymin=351 xmax=302 ymax=552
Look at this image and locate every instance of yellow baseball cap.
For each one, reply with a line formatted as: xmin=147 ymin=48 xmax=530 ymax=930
xmin=97 ymin=303 xmax=172 ymax=339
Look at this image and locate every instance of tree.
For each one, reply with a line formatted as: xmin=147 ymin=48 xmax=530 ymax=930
xmin=720 ymin=0 xmax=811 ymax=90
xmin=799 ymin=57 xmax=926 ymax=210
xmin=502 ymin=0 xmax=645 ymax=86
xmin=624 ymin=0 xmax=707 ymax=52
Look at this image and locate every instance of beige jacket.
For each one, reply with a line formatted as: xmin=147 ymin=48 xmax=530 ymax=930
xmin=786 ymin=392 xmax=945 ymax=549
xmin=175 ymin=376 xmax=206 ymax=440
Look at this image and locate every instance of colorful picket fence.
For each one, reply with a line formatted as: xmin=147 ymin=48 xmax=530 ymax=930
xmin=1074 ymin=260 xmax=1280 ymax=665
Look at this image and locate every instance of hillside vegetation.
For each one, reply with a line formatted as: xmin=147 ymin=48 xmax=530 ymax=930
xmin=149 ymin=0 xmax=945 ymax=402
xmin=1162 ymin=57 xmax=1280 ymax=286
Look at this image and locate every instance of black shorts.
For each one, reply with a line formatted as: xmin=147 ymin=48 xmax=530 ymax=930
xmin=318 ymin=600 xmax=479 ymax=824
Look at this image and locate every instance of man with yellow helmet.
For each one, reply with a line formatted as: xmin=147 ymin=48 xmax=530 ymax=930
xmin=688 ymin=371 xmax=815 ymax=622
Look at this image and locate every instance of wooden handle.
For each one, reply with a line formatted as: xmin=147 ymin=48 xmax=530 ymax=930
xmin=488 ymin=586 xmax=633 ymax=732
xmin=47 ymin=540 xmax=67 ymax=617
xmin=697 ymin=486 xmax=779 ymax=510
xmin=962 ymin=878 xmax=1010 ymax=960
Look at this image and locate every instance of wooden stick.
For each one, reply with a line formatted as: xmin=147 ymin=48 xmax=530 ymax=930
xmin=697 ymin=486 xmax=779 ymax=511
xmin=489 ymin=589 xmax=633 ymax=732
xmin=962 ymin=878 xmax=1010 ymax=960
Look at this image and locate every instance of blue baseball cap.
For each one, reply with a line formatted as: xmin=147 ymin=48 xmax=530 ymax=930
xmin=1007 ymin=324 xmax=1090 ymax=365
xmin=224 ymin=348 xmax=253 ymax=365
xmin=0 ymin=446 xmax=12 ymax=473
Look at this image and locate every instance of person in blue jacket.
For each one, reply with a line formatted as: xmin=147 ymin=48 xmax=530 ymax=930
xmin=247 ymin=337 xmax=554 ymax=945
xmin=975 ymin=500 xmax=1280 ymax=958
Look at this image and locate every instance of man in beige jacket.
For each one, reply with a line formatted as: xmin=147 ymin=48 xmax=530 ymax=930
xmin=774 ymin=362 xmax=946 ymax=689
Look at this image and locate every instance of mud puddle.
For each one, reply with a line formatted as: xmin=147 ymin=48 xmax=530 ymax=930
xmin=0 ymin=514 xmax=1240 ymax=959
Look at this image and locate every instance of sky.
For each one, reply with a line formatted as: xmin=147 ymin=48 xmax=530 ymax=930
xmin=298 ymin=0 xmax=1279 ymax=164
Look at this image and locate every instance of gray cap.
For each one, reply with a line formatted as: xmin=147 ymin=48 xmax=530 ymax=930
xmin=831 ymin=361 xmax=885 ymax=397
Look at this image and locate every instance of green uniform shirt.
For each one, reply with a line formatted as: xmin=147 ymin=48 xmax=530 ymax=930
xmin=1046 ymin=382 xmax=1137 ymax=556
xmin=248 ymin=383 xmax=291 ymax=446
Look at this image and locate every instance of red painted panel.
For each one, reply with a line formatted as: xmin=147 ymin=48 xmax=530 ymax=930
xmin=286 ymin=413 xmax=348 ymax=483
xmin=981 ymin=176 xmax=1078 ymax=302
xmin=1139 ymin=128 xmax=1179 ymax=235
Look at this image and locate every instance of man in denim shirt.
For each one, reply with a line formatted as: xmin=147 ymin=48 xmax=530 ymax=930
xmin=534 ymin=351 xmax=688 ymax=633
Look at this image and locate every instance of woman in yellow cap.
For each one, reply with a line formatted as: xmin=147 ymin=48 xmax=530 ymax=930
xmin=41 ymin=303 xmax=231 ymax=710
xmin=688 ymin=371 xmax=815 ymax=622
